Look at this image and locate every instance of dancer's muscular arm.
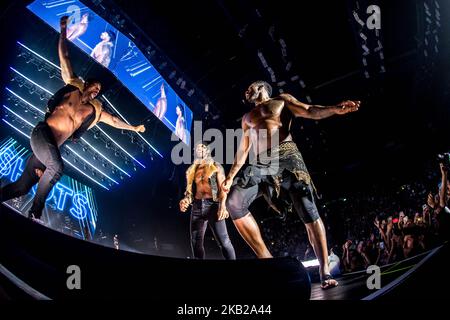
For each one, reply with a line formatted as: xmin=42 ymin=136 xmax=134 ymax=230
xmin=222 ymin=117 xmax=252 ymax=192
xmin=99 ymin=111 xmax=146 ymax=133
xmin=280 ymin=93 xmax=360 ymax=120
xmin=179 ymin=167 xmax=192 ymax=213
xmin=59 ymin=16 xmax=76 ymax=84
xmin=216 ymin=163 xmax=230 ymax=220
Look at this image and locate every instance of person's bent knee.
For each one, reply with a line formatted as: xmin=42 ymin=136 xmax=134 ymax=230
xmin=53 ymin=160 xmax=64 ymax=175
xmin=291 ymin=182 xmax=321 ymax=224
xmin=303 ymin=212 xmax=321 ymax=224
xmin=226 ymin=190 xmax=250 ymax=220
xmin=47 ymin=160 xmax=64 ymax=183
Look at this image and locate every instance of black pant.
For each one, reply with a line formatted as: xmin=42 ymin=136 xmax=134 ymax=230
xmin=190 ymin=199 xmax=236 ymax=260
xmin=0 ymin=122 xmax=63 ymax=218
xmin=227 ymin=176 xmax=320 ymax=223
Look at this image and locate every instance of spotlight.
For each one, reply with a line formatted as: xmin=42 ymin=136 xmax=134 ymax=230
xmin=83 ymin=164 xmax=88 ymax=170
xmin=82 ymin=146 xmax=88 ymax=152
xmin=94 ymin=131 xmax=101 ymax=139
xmin=131 ymin=136 xmax=137 ymax=144
xmin=102 ymin=162 xmax=107 ymax=168
xmin=93 ymin=154 xmax=99 ymax=161
xmin=106 ymin=141 xmax=112 ymax=149
xmin=112 ymin=168 xmax=117 ymax=175
xmin=133 ymin=166 xmax=137 ymax=172
xmin=73 ymin=157 xmax=78 ymax=163
xmin=114 ymin=150 xmax=120 ymax=157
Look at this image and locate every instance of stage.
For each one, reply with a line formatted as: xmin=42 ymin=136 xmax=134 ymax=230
xmin=0 ymin=204 xmax=447 ymax=300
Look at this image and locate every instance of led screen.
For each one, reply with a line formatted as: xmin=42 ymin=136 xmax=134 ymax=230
xmin=28 ymin=0 xmax=192 ymax=144
xmin=0 ymin=137 xmax=99 ymax=239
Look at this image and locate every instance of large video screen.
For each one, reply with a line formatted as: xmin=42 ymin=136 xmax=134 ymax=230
xmin=0 ymin=137 xmax=99 ymax=240
xmin=27 ymin=0 xmax=192 ymax=144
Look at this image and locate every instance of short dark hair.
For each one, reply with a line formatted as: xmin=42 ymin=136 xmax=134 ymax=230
xmin=251 ymin=80 xmax=272 ymax=97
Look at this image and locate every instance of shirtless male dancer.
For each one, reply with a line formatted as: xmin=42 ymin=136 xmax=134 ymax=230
xmin=222 ymin=81 xmax=360 ymax=289
xmin=0 ymin=16 xmax=145 ymax=221
xmin=180 ymin=143 xmax=236 ymax=260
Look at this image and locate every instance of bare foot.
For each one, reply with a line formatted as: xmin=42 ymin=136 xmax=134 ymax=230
xmin=320 ymin=275 xmax=339 ymax=290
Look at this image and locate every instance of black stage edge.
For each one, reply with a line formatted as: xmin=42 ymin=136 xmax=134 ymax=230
xmin=0 ymin=205 xmax=311 ymax=300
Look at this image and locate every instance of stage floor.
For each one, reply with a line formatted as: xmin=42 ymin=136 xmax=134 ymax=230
xmin=310 ymin=247 xmax=442 ymax=300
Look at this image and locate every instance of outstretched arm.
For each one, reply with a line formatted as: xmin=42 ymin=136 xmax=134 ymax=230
xmin=280 ymin=93 xmax=360 ymax=120
xmin=222 ymin=117 xmax=252 ymax=192
xmin=59 ymin=16 xmax=75 ymax=84
xmin=99 ymin=111 xmax=145 ymax=132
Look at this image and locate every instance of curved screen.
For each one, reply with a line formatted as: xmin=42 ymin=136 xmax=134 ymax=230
xmin=27 ymin=0 xmax=192 ymax=144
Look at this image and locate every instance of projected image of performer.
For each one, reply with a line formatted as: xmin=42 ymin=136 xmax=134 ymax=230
xmin=179 ymin=143 xmax=236 ymax=260
xmin=222 ymin=81 xmax=360 ymax=289
xmin=90 ymin=30 xmax=116 ymax=68
xmin=0 ymin=16 xmax=145 ymax=223
xmin=67 ymin=12 xmax=91 ymax=41
xmin=175 ymin=105 xmax=187 ymax=144
xmin=154 ymin=83 xmax=167 ymax=120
